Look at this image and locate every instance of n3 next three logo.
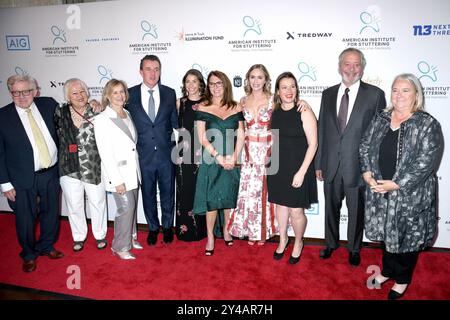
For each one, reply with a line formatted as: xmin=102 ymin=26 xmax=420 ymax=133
xmin=413 ymin=25 xmax=432 ymax=36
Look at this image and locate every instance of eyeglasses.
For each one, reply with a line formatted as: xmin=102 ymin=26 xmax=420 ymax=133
xmin=208 ymin=81 xmax=223 ymax=88
xmin=10 ymin=89 xmax=34 ymax=97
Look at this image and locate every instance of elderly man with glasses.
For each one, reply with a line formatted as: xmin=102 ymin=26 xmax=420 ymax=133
xmin=0 ymin=74 xmax=64 ymax=273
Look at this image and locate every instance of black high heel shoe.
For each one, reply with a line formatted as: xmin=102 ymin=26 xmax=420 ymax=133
xmin=388 ymin=284 xmax=408 ymax=300
xmin=205 ymin=249 xmax=214 ymax=256
xmin=288 ymin=240 xmax=304 ymax=265
xmin=273 ymin=239 xmax=289 ymax=260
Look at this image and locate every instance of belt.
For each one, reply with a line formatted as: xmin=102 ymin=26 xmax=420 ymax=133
xmin=246 ymin=135 xmax=271 ymax=143
xmin=36 ymin=164 xmax=56 ymax=174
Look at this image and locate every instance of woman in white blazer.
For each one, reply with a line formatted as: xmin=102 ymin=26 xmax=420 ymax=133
xmin=94 ymin=79 xmax=141 ymax=260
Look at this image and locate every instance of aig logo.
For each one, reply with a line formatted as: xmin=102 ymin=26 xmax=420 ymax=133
xmin=6 ymin=35 xmax=30 ymax=51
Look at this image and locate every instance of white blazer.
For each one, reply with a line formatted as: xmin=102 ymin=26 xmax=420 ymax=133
xmin=94 ymin=106 xmax=141 ymax=193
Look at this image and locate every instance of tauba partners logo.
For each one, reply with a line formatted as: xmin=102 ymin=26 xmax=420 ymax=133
xmin=342 ymin=6 xmax=395 ymax=50
xmin=6 ymin=35 xmax=30 ymax=51
xmin=42 ymin=25 xmax=79 ymax=57
xmin=417 ymin=60 xmax=449 ymax=99
xmin=129 ymin=19 xmax=171 ymax=54
xmin=228 ymin=15 xmax=276 ymax=52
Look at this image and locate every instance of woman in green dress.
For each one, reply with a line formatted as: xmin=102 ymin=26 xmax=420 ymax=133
xmin=192 ymin=70 xmax=245 ymax=256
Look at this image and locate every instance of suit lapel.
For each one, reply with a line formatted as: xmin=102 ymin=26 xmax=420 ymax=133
xmin=329 ymin=86 xmax=340 ymax=133
xmin=106 ymin=108 xmax=135 ymax=143
xmin=6 ymin=104 xmax=34 ymax=153
xmin=344 ymin=82 xmax=367 ymax=134
xmin=154 ymin=86 xmax=164 ymax=123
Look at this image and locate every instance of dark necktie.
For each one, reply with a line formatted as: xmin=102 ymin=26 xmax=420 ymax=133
xmin=337 ymin=87 xmax=349 ymax=133
xmin=148 ymin=89 xmax=155 ymax=122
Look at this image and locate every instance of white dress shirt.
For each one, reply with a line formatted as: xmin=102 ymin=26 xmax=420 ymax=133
xmin=140 ymin=83 xmax=160 ymax=118
xmin=336 ymin=80 xmax=361 ymax=124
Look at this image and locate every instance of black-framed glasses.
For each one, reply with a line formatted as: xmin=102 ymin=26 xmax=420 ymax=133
xmin=208 ymin=81 xmax=223 ymax=88
xmin=10 ymin=89 xmax=34 ymax=97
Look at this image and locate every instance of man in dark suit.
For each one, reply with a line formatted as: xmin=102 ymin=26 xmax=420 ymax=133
xmin=127 ymin=55 xmax=179 ymax=246
xmin=315 ymin=48 xmax=386 ymax=266
xmin=0 ymin=75 xmax=64 ymax=273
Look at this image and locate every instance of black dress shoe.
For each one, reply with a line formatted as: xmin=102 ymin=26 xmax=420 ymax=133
xmin=349 ymin=252 xmax=361 ymax=266
xmin=147 ymin=230 xmax=159 ymax=245
xmin=22 ymin=260 xmax=36 ymax=273
xmin=388 ymin=288 xmax=406 ymax=300
xmin=319 ymin=247 xmax=335 ymax=259
xmin=40 ymin=249 xmax=64 ymax=259
xmin=163 ymin=228 xmax=174 ymax=244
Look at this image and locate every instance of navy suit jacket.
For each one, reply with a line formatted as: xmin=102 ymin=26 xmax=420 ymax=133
xmin=0 ymin=97 xmax=59 ymax=190
xmin=315 ymin=81 xmax=386 ymax=188
xmin=127 ymin=84 xmax=178 ymax=166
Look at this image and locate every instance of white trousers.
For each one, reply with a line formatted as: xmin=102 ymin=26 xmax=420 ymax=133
xmin=60 ymin=175 xmax=107 ymax=241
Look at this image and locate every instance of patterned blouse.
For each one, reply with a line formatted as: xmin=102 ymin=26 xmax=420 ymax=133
xmin=54 ymin=103 xmax=102 ymax=185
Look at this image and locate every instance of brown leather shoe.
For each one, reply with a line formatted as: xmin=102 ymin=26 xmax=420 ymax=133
xmin=22 ymin=260 xmax=36 ymax=273
xmin=41 ymin=249 xmax=64 ymax=259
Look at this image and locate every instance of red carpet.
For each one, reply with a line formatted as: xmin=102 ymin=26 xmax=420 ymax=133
xmin=0 ymin=213 xmax=449 ymax=300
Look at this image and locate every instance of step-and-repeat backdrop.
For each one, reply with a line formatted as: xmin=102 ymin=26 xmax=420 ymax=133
xmin=1 ymin=0 xmax=449 ymax=248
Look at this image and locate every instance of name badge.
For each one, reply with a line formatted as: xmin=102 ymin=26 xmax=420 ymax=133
xmin=68 ymin=144 xmax=78 ymax=153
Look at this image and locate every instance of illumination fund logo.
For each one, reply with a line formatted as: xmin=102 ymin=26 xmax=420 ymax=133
xmin=42 ymin=25 xmax=79 ymax=57
xmin=413 ymin=24 xmax=450 ymax=36
xmin=228 ymin=15 xmax=277 ymax=52
xmin=129 ymin=20 xmax=171 ymax=54
xmin=297 ymin=61 xmax=328 ymax=98
xmin=417 ymin=61 xmax=449 ymax=99
xmin=342 ymin=6 xmax=395 ymax=50
xmin=176 ymin=25 xmax=225 ymax=43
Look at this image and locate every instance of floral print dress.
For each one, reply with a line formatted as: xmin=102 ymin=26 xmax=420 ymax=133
xmin=228 ymin=97 xmax=277 ymax=241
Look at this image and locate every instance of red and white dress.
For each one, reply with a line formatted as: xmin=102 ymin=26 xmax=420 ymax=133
xmin=227 ymin=97 xmax=277 ymax=241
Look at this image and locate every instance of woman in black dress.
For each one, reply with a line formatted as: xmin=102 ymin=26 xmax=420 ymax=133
xmin=175 ymin=69 xmax=207 ymax=241
xmin=268 ymin=72 xmax=318 ymax=264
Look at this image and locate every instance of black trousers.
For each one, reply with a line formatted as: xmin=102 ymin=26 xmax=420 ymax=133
xmin=323 ymin=165 xmax=365 ymax=253
xmin=8 ymin=167 xmax=60 ymax=262
xmin=381 ymin=247 xmax=419 ymax=284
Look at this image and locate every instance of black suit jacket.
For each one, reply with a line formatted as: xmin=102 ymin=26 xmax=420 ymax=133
xmin=315 ymin=81 xmax=386 ymax=188
xmin=0 ymin=97 xmax=58 ymax=190
xmin=127 ymin=84 xmax=178 ymax=165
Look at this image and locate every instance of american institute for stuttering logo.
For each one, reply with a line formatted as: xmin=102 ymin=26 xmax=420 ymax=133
xmin=227 ymin=15 xmax=277 ymax=52
xmin=42 ymin=25 xmax=79 ymax=57
xmin=6 ymin=35 xmax=31 ymax=51
xmin=305 ymin=203 xmax=319 ymax=215
xmin=296 ymin=61 xmax=328 ymax=98
xmin=417 ymin=60 xmax=449 ymax=99
xmin=342 ymin=5 xmax=395 ymax=50
xmin=192 ymin=63 xmax=210 ymax=83
xmin=87 ymin=65 xmax=113 ymax=98
xmin=128 ymin=19 xmax=171 ymax=55
xmin=97 ymin=65 xmax=113 ymax=85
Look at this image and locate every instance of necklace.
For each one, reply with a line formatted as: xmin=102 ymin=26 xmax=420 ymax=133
xmin=70 ymin=105 xmax=87 ymax=127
